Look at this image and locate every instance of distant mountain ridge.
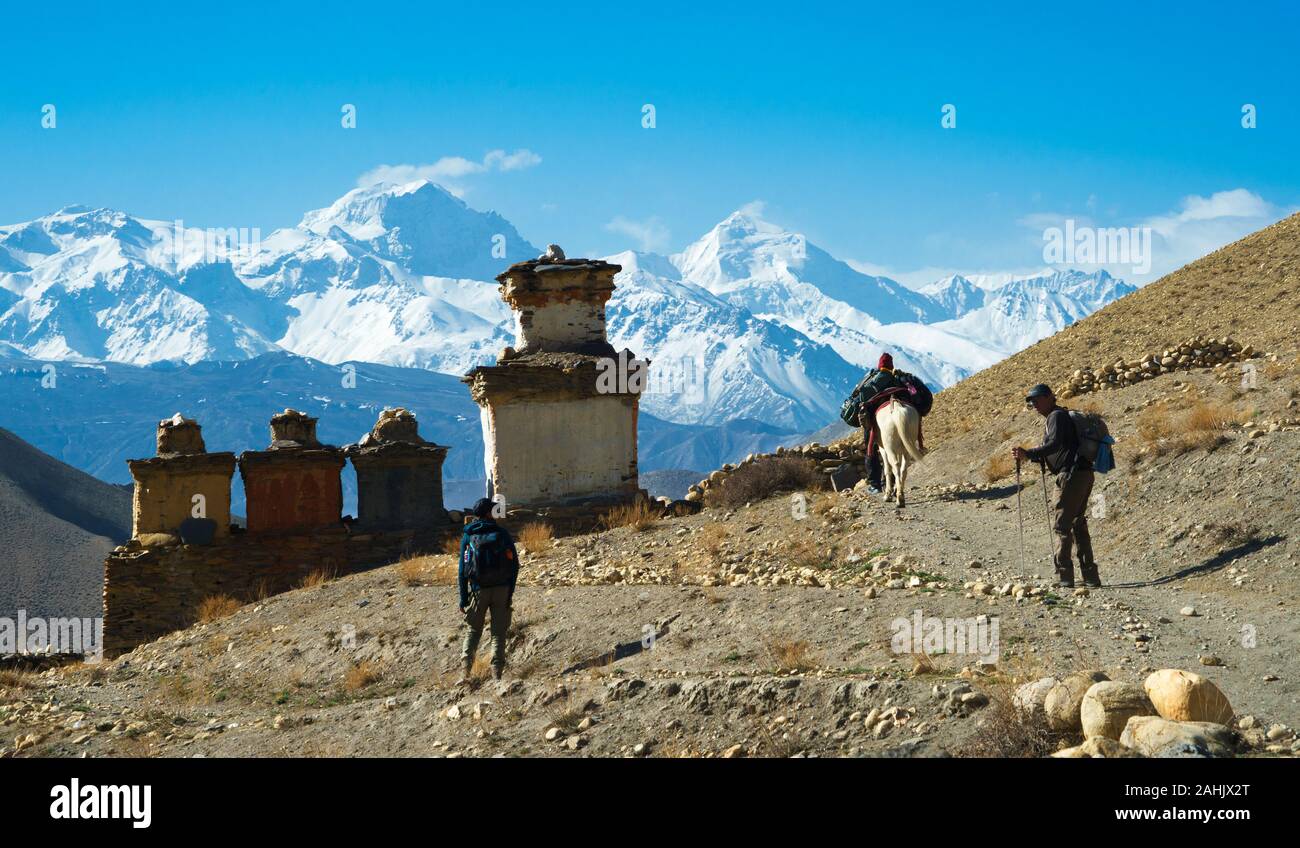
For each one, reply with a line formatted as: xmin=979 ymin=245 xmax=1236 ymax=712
xmin=1 ymin=181 xmax=1134 ymax=433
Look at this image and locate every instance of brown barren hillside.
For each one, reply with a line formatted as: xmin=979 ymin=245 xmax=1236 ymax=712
xmin=924 ymin=211 xmax=1300 ymax=446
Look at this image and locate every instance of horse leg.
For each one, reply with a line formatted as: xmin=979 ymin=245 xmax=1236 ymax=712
xmin=896 ymin=454 xmax=908 ymax=508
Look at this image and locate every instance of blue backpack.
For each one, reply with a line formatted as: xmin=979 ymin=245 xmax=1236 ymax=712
xmin=464 ymin=528 xmax=515 ymax=588
xmin=1068 ymin=410 xmax=1116 ymax=474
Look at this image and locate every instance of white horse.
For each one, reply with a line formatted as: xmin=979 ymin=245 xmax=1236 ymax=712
xmin=875 ymin=397 xmax=925 ymax=507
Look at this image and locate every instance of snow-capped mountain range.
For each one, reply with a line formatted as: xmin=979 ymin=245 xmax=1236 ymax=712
xmin=0 ymin=181 xmax=1135 ymax=434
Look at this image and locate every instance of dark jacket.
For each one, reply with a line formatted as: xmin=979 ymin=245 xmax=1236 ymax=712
xmin=458 ymin=519 xmax=519 ymax=609
xmin=853 ymin=368 xmax=903 ymax=423
xmin=1025 ymin=406 xmax=1090 ymax=475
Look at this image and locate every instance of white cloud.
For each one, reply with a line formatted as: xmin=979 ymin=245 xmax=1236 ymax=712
xmin=357 ymin=149 xmax=542 ymax=196
xmin=605 ymin=215 xmax=671 ymax=253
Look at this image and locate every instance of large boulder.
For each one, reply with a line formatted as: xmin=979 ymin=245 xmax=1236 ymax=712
xmin=1052 ymin=736 xmax=1143 ymax=758
xmin=1013 ymin=677 xmax=1059 ymax=722
xmin=1143 ymin=669 xmax=1234 ymax=724
xmin=1080 ymin=681 xmax=1156 ymax=740
xmin=1044 ymin=670 xmax=1110 ymax=732
xmin=1119 ymin=716 xmax=1237 ymax=758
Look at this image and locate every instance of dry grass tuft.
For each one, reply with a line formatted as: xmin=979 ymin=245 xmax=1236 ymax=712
xmin=195 ymin=594 xmax=242 ymax=624
xmin=782 ymin=536 xmax=828 ymax=570
xmin=695 ymin=524 xmax=730 ymax=561
xmin=298 ymin=567 xmax=337 ymax=590
xmin=0 ymin=669 xmax=36 ymax=690
xmin=442 ymin=534 xmax=462 ymax=556
xmin=910 ymin=652 xmax=941 ymax=676
xmin=1139 ymin=399 xmax=1243 ymax=457
xmin=952 ymin=685 xmax=1060 ymax=758
xmin=765 ymin=637 xmax=819 ymax=673
xmin=600 ymin=499 xmax=659 ymax=532
xmin=983 ymin=451 xmax=1016 ymax=483
xmin=703 ymin=456 xmax=825 ymax=509
xmin=343 ymin=660 xmax=380 ymax=692
xmin=397 ymin=555 xmax=434 ymax=586
xmin=517 ymin=521 xmax=555 ymax=554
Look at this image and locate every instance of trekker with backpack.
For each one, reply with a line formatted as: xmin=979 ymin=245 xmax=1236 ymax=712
xmin=846 ymin=353 xmax=903 ymax=492
xmin=841 ymin=353 xmax=933 ymax=493
xmin=1012 ymin=384 xmax=1104 ymax=589
xmin=457 ymin=497 xmax=520 ymax=683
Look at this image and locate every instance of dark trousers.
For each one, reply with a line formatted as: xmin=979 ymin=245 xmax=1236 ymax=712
xmin=461 ymin=585 xmax=512 ymax=670
xmin=864 ymin=426 xmax=883 ymax=489
xmin=1053 ymin=467 xmax=1096 ymax=578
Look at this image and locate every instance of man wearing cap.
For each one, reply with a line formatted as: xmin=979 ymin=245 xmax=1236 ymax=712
xmin=852 ymin=353 xmax=903 ymax=492
xmin=1013 ymin=384 xmax=1101 ymax=589
xmin=457 ymin=497 xmax=520 ymax=683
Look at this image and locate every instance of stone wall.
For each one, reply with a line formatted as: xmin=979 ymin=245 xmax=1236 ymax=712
xmin=103 ymin=525 xmax=454 ymax=657
xmin=105 ymin=407 xmax=455 ymax=657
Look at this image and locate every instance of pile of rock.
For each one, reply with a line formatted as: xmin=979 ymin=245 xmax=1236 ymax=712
xmin=684 ymin=442 xmax=866 ymax=504
xmin=1057 ymin=336 xmax=1258 ymax=399
xmin=1015 ymin=667 xmax=1252 ymax=758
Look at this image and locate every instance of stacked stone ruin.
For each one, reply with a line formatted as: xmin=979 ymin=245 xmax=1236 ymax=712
xmin=345 ymin=407 xmax=450 ymax=531
xmin=1057 ymin=336 xmax=1259 ymax=399
xmin=127 ymin=414 xmax=236 ymax=544
xmin=104 ymin=407 xmax=455 ymax=656
xmin=462 ymin=246 xmax=649 ymax=532
xmin=686 ymin=442 xmax=868 ymax=505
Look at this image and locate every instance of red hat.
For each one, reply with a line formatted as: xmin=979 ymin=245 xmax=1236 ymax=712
xmin=878 ymin=353 xmax=894 ymax=370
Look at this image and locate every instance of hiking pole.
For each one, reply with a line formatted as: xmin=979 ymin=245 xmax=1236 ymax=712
xmin=1015 ymin=455 xmax=1026 ymax=575
xmin=1039 ymin=463 xmax=1054 ymax=569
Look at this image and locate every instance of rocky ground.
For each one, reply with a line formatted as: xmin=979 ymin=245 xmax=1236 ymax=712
xmin=2 ymin=356 xmax=1298 ymax=758
xmin=2 ymin=361 xmax=1300 ymax=759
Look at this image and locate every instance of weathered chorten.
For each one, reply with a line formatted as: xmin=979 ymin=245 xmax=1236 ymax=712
xmin=461 ymin=246 xmax=646 ymax=527
xmin=126 ymin=413 xmax=236 ymax=542
xmin=345 ymin=408 xmax=451 ymax=531
xmin=238 ymin=409 xmax=345 ymax=533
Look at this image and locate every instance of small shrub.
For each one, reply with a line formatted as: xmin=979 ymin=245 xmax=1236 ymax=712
xmin=518 ymin=521 xmax=555 ymax=554
xmin=703 ymin=456 xmax=825 ymax=510
xmin=443 ymin=534 xmax=462 ymax=556
xmin=0 ymin=669 xmax=36 ymax=690
xmin=196 ymin=594 xmax=241 ymax=624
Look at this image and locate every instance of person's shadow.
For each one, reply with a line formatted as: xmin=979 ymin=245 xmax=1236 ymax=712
xmin=1105 ymin=535 xmax=1285 ymax=589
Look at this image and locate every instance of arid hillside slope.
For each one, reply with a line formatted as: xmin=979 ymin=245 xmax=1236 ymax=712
xmin=924 ymin=211 xmax=1300 ymax=447
xmin=0 ymin=427 xmax=132 ymax=619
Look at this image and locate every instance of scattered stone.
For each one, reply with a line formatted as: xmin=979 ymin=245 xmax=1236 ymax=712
xmin=1144 ymin=669 xmax=1234 ymax=724
xmin=1080 ymin=681 xmax=1156 ymax=740
xmin=1044 ymin=670 xmax=1110 ymax=732
xmin=1119 ymin=716 xmax=1237 ymax=758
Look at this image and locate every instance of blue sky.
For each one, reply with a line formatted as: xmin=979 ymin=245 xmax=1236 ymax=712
xmin=2 ymin=1 xmax=1297 ymax=284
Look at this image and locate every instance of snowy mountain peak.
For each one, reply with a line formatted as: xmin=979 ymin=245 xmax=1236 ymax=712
xmin=294 ymin=179 xmax=538 ymax=279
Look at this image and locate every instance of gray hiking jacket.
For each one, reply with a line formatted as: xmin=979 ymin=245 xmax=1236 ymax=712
xmin=1025 ymin=407 xmax=1090 ymax=475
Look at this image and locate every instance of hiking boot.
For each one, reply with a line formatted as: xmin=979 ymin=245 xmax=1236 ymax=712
xmin=1080 ymin=567 xmax=1103 ymax=588
xmin=454 ymin=660 xmax=473 ymax=687
xmin=1053 ymin=570 xmax=1075 ymax=589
